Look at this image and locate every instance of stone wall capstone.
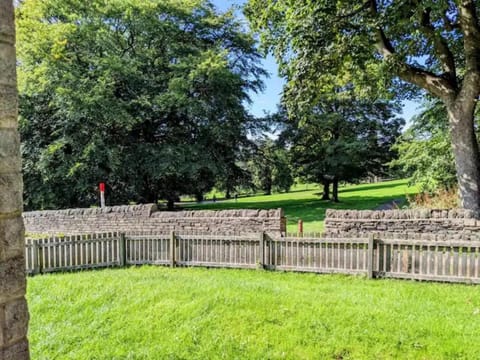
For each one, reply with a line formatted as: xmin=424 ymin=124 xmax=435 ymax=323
xmin=324 ymin=208 xmax=480 ymax=237
xmin=23 ymin=204 xmax=285 ymax=235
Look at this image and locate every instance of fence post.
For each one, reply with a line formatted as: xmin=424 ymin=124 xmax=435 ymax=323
xmin=32 ymin=240 xmax=40 ymax=274
xmin=367 ymin=233 xmax=375 ymax=279
xmin=170 ymin=231 xmax=176 ymax=268
xmin=258 ymin=231 xmax=265 ymax=270
xmin=119 ymin=233 xmax=126 ymax=267
xmin=298 ymin=219 xmax=303 ymax=237
xmin=37 ymin=239 xmax=44 ymax=274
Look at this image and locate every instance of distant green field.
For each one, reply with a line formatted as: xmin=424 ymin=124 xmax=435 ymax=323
xmin=185 ymin=179 xmax=418 ymax=232
xmin=28 ymin=266 xmax=480 ymax=359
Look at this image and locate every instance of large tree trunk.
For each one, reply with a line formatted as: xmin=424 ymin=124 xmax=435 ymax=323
xmin=195 ymin=192 xmax=204 ymax=203
xmin=0 ymin=1 xmax=30 ymax=358
xmin=166 ymin=198 xmax=175 ymax=211
xmin=321 ymin=180 xmax=330 ymax=200
xmin=263 ymin=177 xmax=272 ymax=195
xmin=448 ymin=102 xmax=480 ymax=212
xmin=332 ymin=178 xmax=339 ymax=203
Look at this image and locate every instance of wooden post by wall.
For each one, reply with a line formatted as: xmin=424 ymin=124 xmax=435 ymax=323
xmin=258 ymin=231 xmax=265 ymax=269
xmin=32 ymin=240 xmax=40 ymax=274
xmin=119 ymin=233 xmax=126 ymax=267
xmin=170 ymin=231 xmax=176 ymax=267
xmin=367 ymin=233 xmax=375 ymax=279
xmin=38 ymin=239 xmax=44 ymax=275
xmin=298 ymin=219 xmax=303 ymax=237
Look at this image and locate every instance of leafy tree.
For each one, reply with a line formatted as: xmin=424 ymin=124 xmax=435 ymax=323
xmin=247 ymin=0 xmax=480 ymax=211
xmin=17 ymin=0 xmax=265 ymax=210
xmin=0 ymin=0 xmax=30 ymax=357
xmin=392 ymin=100 xmax=457 ymax=192
xmin=248 ymin=138 xmax=293 ymax=195
xmin=283 ymin=99 xmax=403 ymax=202
xmin=214 ymin=150 xmax=253 ymax=199
xmin=271 ymin=145 xmax=293 ymax=193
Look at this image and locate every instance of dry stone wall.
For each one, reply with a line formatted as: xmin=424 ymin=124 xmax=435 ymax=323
xmin=324 ymin=208 xmax=480 ymax=238
xmin=23 ymin=204 xmax=285 ymax=235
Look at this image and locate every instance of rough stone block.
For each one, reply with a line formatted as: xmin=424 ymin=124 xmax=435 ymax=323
xmin=464 ymin=218 xmax=477 ymax=227
xmin=362 ymin=211 xmax=372 ymax=219
xmin=325 ymin=209 xmax=336 ymax=218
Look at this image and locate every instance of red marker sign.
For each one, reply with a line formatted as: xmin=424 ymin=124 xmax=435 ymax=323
xmin=99 ymin=182 xmax=106 ymax=208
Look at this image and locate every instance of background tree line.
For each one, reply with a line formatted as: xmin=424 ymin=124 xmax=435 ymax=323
xmin=18 ymin=0 xmax=405 ymax=211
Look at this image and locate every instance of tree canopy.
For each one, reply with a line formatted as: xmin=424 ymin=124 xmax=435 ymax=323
xmin=17 ymin=0 xmax=266 ymax=210
xmin=248 ymin=137 xmax=293 ymax=195
xmin=392 ymin=100 xmax=456 ymax=192
xmin=281 ymin=99 xmax=404 ymax=202
xmin=246 ymin=0 xmax=480 ymax=211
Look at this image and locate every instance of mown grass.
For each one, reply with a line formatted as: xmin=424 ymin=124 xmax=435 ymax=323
xmin=185 ymin=179 xmax=418 ymax=232
xmin=28 ymin=266 xmax=480 ymax=359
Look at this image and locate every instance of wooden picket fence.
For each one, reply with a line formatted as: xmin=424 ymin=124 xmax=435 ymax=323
xmin=24 ymin=232 xmax=480 ymax=284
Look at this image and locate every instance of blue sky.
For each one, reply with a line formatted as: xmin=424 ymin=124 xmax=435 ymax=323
xmin=212 ymin=0 xmax=283 ymax=117
xmin=212 ymin=0 xmax=420 ymax=123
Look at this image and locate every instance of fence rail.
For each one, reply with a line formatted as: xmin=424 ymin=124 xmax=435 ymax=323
xmin=24 ymin=232 xmax=480 ymax=284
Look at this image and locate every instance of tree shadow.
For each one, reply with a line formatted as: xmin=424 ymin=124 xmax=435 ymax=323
xmin=338 ymin=181 xmax=405 ymax=194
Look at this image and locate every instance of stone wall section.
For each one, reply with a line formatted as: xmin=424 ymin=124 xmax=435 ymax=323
xmin=23 ymin=204 xmax=285 ymax=235
xmin=324 ymin=208 xmax=480 ymax=238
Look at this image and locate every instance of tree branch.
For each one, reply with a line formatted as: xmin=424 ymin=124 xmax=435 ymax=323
xmin=369 ymin=0 xmax=456 ymax=101
xmin=337 ymin=1 xmax=370 ymax=19
xmin=457 ymin=1 xmax=480 ymax=99
xmin=420 ymin=8 xmax=457 ymax=83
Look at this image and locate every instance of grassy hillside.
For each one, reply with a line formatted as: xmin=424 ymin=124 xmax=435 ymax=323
xmin=28 ymin=266 xmax=480 ymax=359
xmin=185 ymin=179 xmax=418 ymax=232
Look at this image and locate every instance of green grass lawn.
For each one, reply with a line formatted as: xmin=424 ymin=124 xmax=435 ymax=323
xmin=28 ymin=266 xmax=480 ymax=359
xmin=185 ymin=179 xmax=418 ymax=232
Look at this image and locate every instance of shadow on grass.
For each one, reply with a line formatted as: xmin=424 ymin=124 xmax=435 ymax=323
xmin=189 ymin=187 xmax=322 ymax=203
xmin=338 ymin=181 xmax=405 ymax=194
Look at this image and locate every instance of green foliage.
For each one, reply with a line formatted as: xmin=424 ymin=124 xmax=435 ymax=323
xmin=17 ymin=0 xmax=265 ymax=210
xmin=392 ymin=100 xmax=457 ymax=192
xmin=246 ymin=0 xmax=480 ymax=210
xmin=248 ymin=138 xmax=293 ymax=195
xmin=245 ymin=2 xmax=406 ymax=202
xmin=29 ymin=266 xmax=480 ymax=359
xmin=282 ymin=100 xmax=404 ymax=201
xmin=245 ymin=0 xmax=472 ymax=108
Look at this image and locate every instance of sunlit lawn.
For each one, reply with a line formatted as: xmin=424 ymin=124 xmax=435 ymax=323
xmin=28 ymin=180 xmax=425 ymax=359
xmin=186 ymin=179 xmax=418 ymax=232
xmin=28 ymin=266 xmax=480 ymax=359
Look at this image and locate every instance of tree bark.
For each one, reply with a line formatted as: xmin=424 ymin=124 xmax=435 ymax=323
xmin=195 ymin=192 xmax=204 ymax=203
xmin=141 ymin=189 xmax=158 ymax=204
xmin=0 ymin=1 xmax=30 ymax=358
xmin=447 ymin=102 xmax=480 ymax=212
xmin=332 ymin=178 xmax=339 ymax=203
xmin=321 ymin=180 xmax=330 ymax=200
xmin=263 ymin=176 xmax=272 ymax=195
xmin=166 ymin=198 xmax=175 ymax=211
